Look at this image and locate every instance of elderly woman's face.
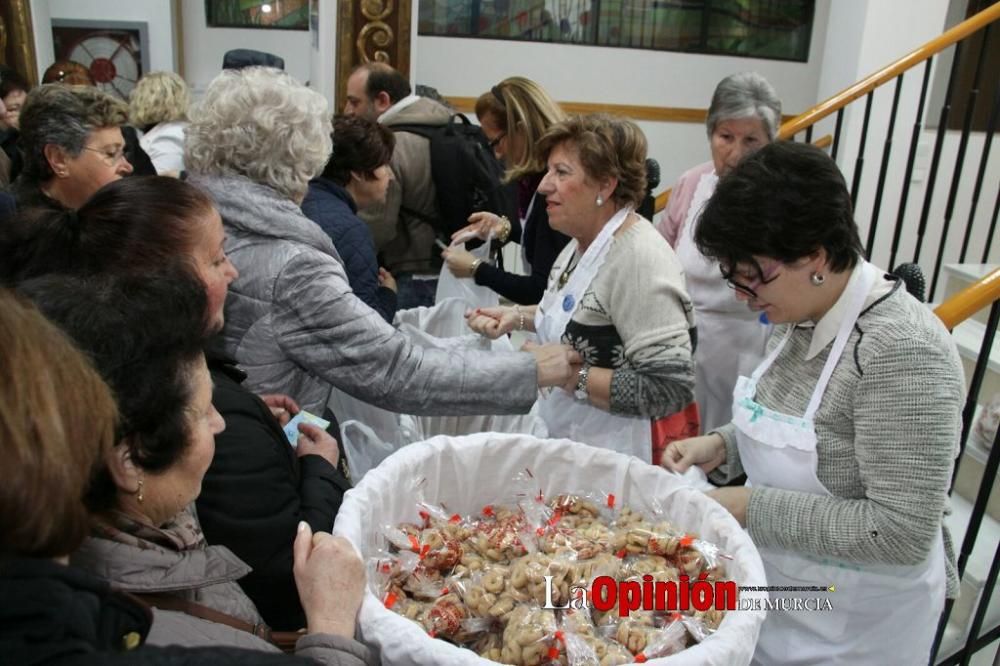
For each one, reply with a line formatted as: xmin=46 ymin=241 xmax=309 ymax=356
xmin=141 ymin=356 xmax=223 ymax=526
xmin=190 ymin=206 xmax=238 ymax=333
xmin=56 ymin=126 xmax=134 ymax=206
xmin=710 ymin=116 xmax=769 ymax=177
xmin=538 ymin=141 xmax=609 ymax=241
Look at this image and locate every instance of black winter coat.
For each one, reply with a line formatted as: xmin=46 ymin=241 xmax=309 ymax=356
xmin=0 ymin=558 xmax=303 ymax=665
xmin=472 ymin=176 xmax=570 ymax=305
xmin=197 ymin=348 xmax=351 ymax=631
xmin=301 ymin=178 xmax=398 ymax=323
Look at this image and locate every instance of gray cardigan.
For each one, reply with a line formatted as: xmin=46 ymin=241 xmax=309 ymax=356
xmin=714 ymin=282 xmax=964 ymax=597
xmin=189 ymin=174 xmax=537 ymax=417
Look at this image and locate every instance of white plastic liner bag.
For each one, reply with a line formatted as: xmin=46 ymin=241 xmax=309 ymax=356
xmin=332 ymin=299 xmax=545 ymax=480
xmin=334 ymin=433 xmax=767 ymax=665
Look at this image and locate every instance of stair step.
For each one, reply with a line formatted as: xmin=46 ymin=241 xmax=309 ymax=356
xmin=940 ymin=494 xmax=1000 ymax=657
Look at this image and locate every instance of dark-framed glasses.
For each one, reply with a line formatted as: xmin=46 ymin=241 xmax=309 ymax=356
xmin=487 ymin=132 xmax=506 ymax=151
xmin=721 ymin=262 xmax=783 ymax=298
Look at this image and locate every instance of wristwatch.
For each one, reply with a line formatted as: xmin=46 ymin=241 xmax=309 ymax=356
xmin=574 ymin=364 xmax=591 ymax=401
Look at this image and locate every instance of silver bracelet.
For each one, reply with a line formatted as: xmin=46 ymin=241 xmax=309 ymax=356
xmin=514 ymin=305 xmax=525 ymax=331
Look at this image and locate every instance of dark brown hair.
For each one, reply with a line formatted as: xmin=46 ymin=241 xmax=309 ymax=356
xmin=0 ymin=175 xmax=215 ymax=288
xmin=320 ymin=114 xmax=394 ymax=186
xmin=0 ymin=290 xmax=118 ymax=558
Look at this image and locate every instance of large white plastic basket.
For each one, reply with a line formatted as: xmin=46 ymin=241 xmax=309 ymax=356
xmin=334 ymin=433 xmax=767 ymax=665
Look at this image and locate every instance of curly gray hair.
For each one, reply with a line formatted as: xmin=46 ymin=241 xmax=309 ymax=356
xmin=706 ymin=72 xmax=782 ymax=141
xmin=184 ymin=67 xmax=331 ymax=201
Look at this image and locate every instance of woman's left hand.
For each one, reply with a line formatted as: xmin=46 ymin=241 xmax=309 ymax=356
xmin=706 ymin=487 xmax=750 ymax=526
xmin=442 ymin=246 xmax=479 ymax=278
xmin=260 ymin=393 xmax=300 ymax=425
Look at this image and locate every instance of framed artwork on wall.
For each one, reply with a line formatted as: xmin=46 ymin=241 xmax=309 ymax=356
xmin=51 ymin=19 xmax=149 ymax=100
xmin=206 ymin=0 xmax=310 ymax=30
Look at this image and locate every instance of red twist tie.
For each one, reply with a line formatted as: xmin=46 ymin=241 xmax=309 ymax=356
xmin=482 ymin=505 xmax=495 ymax=517
xmin=418 ymin=510 xmax=430 ymax=524
xmin=383 ymin=592 xmax=398 ymax=609
xmin=419 ymin=544 xmax=430 ymax=560
xmin=440 ymin=587 xmax=449 ymax=596
xmin=449 ymin=514 xmax=461 ymax=523
xmin=547 ymin=646 xmax=559 ymax=660
xmin=554 ymin=630 xmax=565 ymax=644
xmin=616 ymin=548 xmax=627 ymax=559
xmin=634 ymin=654 xmax=648 ymax=663
xmin=380 ymin=563 xmax=391 ymax=574
xmin=407 ymin=535 xmax=420 ymax=552
xmin=680 ymin=534 xmax=695 ymax=548
xmin=607 ymin=493 xmax=616 ymax=508
xmin=536 ymin=527 xmax=545 ymax=537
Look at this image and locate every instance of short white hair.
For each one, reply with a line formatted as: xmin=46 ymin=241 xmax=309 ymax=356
xmin=185 ymin=67 xmax=331 ymax=200
xmin=706 ymin=72 xmax=781 ymax=141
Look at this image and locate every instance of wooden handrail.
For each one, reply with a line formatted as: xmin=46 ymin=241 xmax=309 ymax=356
xmin=446 ymin=96 xmax=797 ymax=125
xmin=652 ymin=134 xmax=833 ymax=214
xmin=778 ymin=1 xmax=1000 ymax=138
xmin=935 ymin=267 xmax=1000 ymax=330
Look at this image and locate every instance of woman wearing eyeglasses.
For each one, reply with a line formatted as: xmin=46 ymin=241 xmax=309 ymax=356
xmin=442 ymin=76 xmax=571 ymax=305
xmin=663 ymin=142 xmax=963 ymax=665
xmin=657 ymin=72 xmax=781 ymax=433
xmin=11 ymin=84 xmax=133 ymax=212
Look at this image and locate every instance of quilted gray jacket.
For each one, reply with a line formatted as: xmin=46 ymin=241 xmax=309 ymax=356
xmin=189 ymin=174 xmax=537 ymax=417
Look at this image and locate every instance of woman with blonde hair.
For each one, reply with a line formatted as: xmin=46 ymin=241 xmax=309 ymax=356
xmin=130 ymin=71 xmax=192 ymax=174
xmin=443 ymin=76 xmax=571 ymax=304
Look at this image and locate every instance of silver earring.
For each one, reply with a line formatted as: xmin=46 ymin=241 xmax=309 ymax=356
xmin=810 ymin=272 xmax=825 ymax=286
xmin=596 ymin=194 xmax=604 ymax=207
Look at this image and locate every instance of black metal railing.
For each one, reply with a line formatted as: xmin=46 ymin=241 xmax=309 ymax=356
xmin=781 ymin=4 xmax=1000 ymax=663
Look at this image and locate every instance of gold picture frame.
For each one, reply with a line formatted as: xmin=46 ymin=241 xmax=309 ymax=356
xmin=335 ymin=0 xmax=411 ymax=111
xmin=0 ymin=0 xmax=40 ymax=86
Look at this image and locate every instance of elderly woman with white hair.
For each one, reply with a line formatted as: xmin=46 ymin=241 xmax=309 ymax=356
xmin=130 ymin=71 xmax=191 ymax=174
xmin=656 ymin=71 xmax=782 ymax=433
xmin=185 ymin=67 xmax=579 ymax=440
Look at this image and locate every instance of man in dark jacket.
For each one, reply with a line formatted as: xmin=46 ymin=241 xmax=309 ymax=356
xmin=345 ymin=63 xmax=451 ymax=309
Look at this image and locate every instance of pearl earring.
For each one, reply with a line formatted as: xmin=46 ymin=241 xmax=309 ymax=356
xmin=810 ymin=272 xmax=826 ymax=286
xmin=596 ymin=194 xmax=604 ymax=207
xmin=136 ymin=478 xmax=144 ymax=503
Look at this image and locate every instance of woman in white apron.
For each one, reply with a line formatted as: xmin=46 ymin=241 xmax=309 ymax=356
xmin=662 ymin=142 xmax=963 ymax=664
xmin=657 ymin=72 xmax=780 ymax=432
xmin=441 ymin=76 xmax=571 ymax=305
xmin=467 ymin=114 xmax=697 ymax=463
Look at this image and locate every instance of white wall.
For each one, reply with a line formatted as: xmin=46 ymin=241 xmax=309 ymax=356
xmin=415 ymin=0 xmax=831 ymax=191
xmin=180 ymin=0 xmax=312 ymax=94
xmin=814 ymin=0 xmax=998 ymax=294
xmin=28 ymin=0 xmax=54 ymax=81
xmin=41 ymin=0 xmax=177 ymax=74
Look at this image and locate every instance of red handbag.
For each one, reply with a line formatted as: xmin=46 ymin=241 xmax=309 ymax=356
xmin=651 ymin=402 xmax=701 ymax=466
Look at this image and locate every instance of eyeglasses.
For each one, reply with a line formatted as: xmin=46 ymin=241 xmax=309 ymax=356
xmin=721 ymin=261 xmax=783 ymax=298
xmin=82 ymin=145 xmax=128 ymax=167
xmin=487 ymin=132 xmax=506 ymax=151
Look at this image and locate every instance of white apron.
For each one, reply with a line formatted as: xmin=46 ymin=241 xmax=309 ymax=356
xmin=675 ymin=171 xmax=769 ymax=433
xmin=734 ymin=262 xmax=946 ymax=665
xmin=519 ymin=192 xmax=538 ymax=274
xmin=534 ymin=207 xmax=652 ymax=462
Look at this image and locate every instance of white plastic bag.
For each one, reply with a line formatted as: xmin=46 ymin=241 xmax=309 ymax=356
xmin=334 ymin=433 xmax=767 ymax=666
xmin=394 ymin=298 xmax=546 ymax=439
xmin=435 ymin=232 xmax=498 ymax=308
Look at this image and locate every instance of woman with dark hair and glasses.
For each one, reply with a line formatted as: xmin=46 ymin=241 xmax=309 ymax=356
xmin=662 ymin=141 xmax=963 ymax=665
xmin=442 ymin=76 xmax=571 ymax=305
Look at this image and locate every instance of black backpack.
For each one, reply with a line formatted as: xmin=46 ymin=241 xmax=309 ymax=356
xmin=392 ymin=114 xmax=515 ymax=240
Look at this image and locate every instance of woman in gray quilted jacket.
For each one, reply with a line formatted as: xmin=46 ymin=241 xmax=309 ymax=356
xmin=184 ymin=66 xmax=580 ymax=423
